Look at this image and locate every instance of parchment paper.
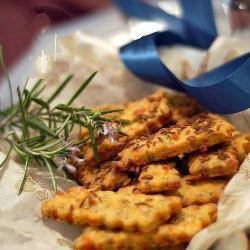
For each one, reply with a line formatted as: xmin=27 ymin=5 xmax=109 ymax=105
xmin=0 ymin=32 xmax=250 ymax=250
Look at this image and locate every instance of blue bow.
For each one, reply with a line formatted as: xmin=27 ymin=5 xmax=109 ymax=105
xmin=114 ymin=0 xmax=250 ymax=114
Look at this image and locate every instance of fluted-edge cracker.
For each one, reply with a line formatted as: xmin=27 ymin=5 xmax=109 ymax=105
xmin=78 ymin=90 xmax=171 ymax=169
xmin=114 ymin=113 xmax=235 ymax=170
xmin=42 ymin=187 xmax=181 ymax=232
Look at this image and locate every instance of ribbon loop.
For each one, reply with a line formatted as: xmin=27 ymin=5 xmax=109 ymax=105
xmin=120 ymin=31 xmax=185 ymax=91
xmin=114 ymin=0 xmax=250 ymax=114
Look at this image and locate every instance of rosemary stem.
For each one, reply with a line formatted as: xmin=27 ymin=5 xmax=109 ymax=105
xmin=18 ymin=156 xmax=29 ymax=195
xmin=0 ymin=45 xmax=13 ymax=106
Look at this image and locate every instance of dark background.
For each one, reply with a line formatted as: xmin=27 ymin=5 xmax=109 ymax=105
xmin=0 ymin=0 xmax=249 ymax=77
xmin=0 ymin=0 xmax=110 ymax=76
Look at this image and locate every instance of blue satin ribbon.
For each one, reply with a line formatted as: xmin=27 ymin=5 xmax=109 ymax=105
xmin=114 ymin=0 xmax=250 ymax=114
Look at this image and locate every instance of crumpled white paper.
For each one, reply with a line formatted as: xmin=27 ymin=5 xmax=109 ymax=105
xmin=0 ymin=32 xmax=250 ymax=250
xmin=188 ymin=155 xmax=250 ymax=250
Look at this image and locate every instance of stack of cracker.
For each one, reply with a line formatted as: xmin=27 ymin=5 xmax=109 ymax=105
xmin=42 ymin=90 xmax=250 ymax=250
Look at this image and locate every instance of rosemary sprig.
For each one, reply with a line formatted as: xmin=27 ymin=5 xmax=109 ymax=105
xmin=0 ymin=54 xmax=120 ymax=194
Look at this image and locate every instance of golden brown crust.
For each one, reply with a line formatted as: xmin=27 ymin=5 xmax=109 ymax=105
xmin=74 ymin=228 xmax=155 ymax=250
xmin=188 ymin=148 xmax=239 ymax=178
xmin=155 ymin=204 xmax=217 ymax=246
xmin=114 ymin=113 xmax=235 ymax=171
xmin=40 ymin=92 xmax=242 ymax=249
xmin=118 ymin=177 xmax=226 ymax=207
xmin=102 ymin=162 xmax=181 ymax=193
xmin=42 ymin=187 xmax=182 ymax=232
xmin=137 ymin=162 xmax=181 ymax=194
xmin=74 ymin=205 xmax=216 ymax=249
xmin=119 ymin=90 xmax=171 ymax=140
xmin=78 ymin=133 xmax=126 ymax=172
xmin=117 ymin=185 xmax=140 ymax=194
xmin=74 ymin=227 xmax=186 ymax=250
xmin=230 ymin=133 xmax=250 ymax=163
xmin=78 ymin=90 xmax=171 ymax=169
xmin=77 ymin=161 xmax=130 ymax=190
xmin=168 ymin=177 xmax=227 ymax=206
xmin=188 ymin=133 xmax=250 ymax=178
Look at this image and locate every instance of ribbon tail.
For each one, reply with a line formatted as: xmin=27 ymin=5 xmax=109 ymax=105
xmin=185 ymin=53 xmax=250 ymax=114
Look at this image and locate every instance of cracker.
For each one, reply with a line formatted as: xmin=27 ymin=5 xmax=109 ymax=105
xmin=114 ymin=113 xmax=234 ymax=170
xmin=230 ymin=133 xmax=250 ymax=163
xmin=78 ymin=131 xmax=126 ymax=170
xmin=188 ymin=133 xmax=250 ymax=178
xmin=118 ymin=177 xmax=226 ymax=206
xmin=79 ymin=90 xmax=171 ymax=168
xmin=188 ymin=148 xmax=239 ymax=178
xmin=74 ymin=205 xmax=216 ymax=249
xmin=42 ymin=187 xmax=181 ymax=232
xmin=137 ymin=162 xmax=181 ymax=193
xmin=77 ymin=161 xmax=130 ymax=190
xmin=169 ymin=177 xmax=226 ymax=206
xmin=155 ymin=204 xmax=217 ymax=246
xmin=74 ymin=227 xmax=186 ymax=250
xmin=74 ymin=227 xmax=155 ymax=250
